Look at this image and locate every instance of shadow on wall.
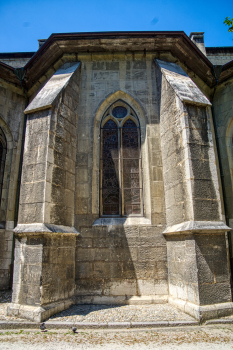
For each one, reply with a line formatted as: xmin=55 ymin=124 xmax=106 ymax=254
xmin=75 ymin=222 xmax=168 ymax=302
xmin=186 ymin=105 xmax=220 ymax=222
xmin=195 ymin=233 xmax=232 ymax=305
xmin=74 ymin=85 xmax=168 ymax=302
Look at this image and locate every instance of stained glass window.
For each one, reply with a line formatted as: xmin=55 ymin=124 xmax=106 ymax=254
xmin=102 ymin=120 xmax=119 ymax=215
xmin=112 ymin=106 xmax=127 ymax=119
xmin=100 ymin=108 xmax=143 ymax=216
xmin=122 ymin=120 xmax=141 ymax=215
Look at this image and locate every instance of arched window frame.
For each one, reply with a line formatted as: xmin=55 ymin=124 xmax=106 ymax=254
xmin=0 ymin=127 xmax=7 ymax=204
xmin=100 ymin=100 xmax=143 ymax=217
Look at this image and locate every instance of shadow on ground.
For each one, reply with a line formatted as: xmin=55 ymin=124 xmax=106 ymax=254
xmin=49 ymin=304 xmax=123 ymax=319
xmin=0 ymin=290 xmax=11 ymax=303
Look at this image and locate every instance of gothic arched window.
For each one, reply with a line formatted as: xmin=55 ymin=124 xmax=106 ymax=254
xmin=100 ymin=101 xmax=143 ymax=216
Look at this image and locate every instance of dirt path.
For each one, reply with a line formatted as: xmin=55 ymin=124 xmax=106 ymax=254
xmin=1 ymin=325 xmax=233 ymax=349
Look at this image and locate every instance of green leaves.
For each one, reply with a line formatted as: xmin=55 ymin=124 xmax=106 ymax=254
xmin=224 ymin=17 xmax=233 ymax=32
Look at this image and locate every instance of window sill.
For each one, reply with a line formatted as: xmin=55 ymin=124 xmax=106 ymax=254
xmin=93 ymin=217 xmax=151 ymax=226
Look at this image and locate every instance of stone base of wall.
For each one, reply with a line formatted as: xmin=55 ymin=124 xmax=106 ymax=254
xmin=7 ymin=299 xmax=74 ymax=322
xmin=75 ymin=295 xmax=168 ymax=305
xmin=8 ymin=226 xmax=79 ymax=322
xmin=169 ymin=296 xmax=233 ymax=321
xmin=0 ymin=227 xmax=14 ymax=290
xmin=76 ymin=224 xmax=168 ymax=298
xmin=7 ymin=296 xmax=233 ymax=322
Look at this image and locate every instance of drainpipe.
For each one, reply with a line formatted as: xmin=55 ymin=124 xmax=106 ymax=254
xmin=9 ymin=67 xmax=28 ymax=288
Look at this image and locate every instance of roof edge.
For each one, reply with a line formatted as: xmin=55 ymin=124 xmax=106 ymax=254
xmin=0 ymin=61 xmax=15 ymax=71
xmin=24 ymin=31 xmax=212 ymax=70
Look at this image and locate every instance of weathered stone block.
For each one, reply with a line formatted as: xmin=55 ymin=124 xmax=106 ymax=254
xmin=199 ymin=282 xmax=232 ymax=305
xmin=138 ymin=246 xmax=167 ymax=261
xmin=9 ymin=231 xmax=77 ymax=320
xmin=65 ymin=172 xmax=75 ymax=191
xmin=76 ymin=183 xmax=90 ymax=198
xmin=75 ymin=279 xmax=103 ymax=296
xmin=76 ymin=169 xmax=88 ymax=184
xmin=76 ymin=248 xmax=96 ymax=261
xmin=152 ymin=167 xmax=163 ymax=181
xmin=134 ymin=262 xmax=155 ymax=279
xmin=18 ymin=203 xmax=44 ymax=223
xmin=104 ymin=280 xmax=136 ymax=296
xmin=75 ymin=262 xmax=93 ymax=279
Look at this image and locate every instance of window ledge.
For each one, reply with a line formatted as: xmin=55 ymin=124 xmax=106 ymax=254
xmin=93 ymin=217 xmax=151 ymax=226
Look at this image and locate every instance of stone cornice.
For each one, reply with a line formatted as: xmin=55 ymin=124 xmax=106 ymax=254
xmin=1 ymin=31 xmax=233 ymax=91
xmin=163 ymin=221 xmax=230 ymax=235
xmin=22 ymin=31 xmax=215 ymax=89
xmin=14 ymin=223 xmax=79 ymax=234
xmin=219 ymin=60 xmax=233 ymax=84
xmin=0 ymin=61 xmax=21 ymax=86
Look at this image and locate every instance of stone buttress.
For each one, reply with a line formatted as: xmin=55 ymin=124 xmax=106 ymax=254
xmin=7 ymin=62 xmax=81 ymax=322
xmin=156 ymin=59 xmax=233 ymax=321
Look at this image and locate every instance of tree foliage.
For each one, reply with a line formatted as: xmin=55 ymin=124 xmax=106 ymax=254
xmin=224 ymin=17 xmax=233 ymax=32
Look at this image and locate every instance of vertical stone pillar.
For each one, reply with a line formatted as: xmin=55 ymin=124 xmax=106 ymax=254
xmin=7 ymin=62 xmax=81 ymax=321
xmin=156 ymin=59 xmax=233 ymax=320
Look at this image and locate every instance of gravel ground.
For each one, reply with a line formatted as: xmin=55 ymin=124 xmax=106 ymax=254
xmin=1 ymin=289 xmax=233 ymax=325
xmin=48 ymin=303 xmax=195 ymax=323
xmin=0 ymin=326 xmax=233 ymax=349
xmin=0 ymin=290 xmax=11 ymax=303
xmin=0 ymin=290 xmax=195 ymax=323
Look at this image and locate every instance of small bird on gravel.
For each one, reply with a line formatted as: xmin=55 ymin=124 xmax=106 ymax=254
xmin=40 ymin=322 xmax=47 ymax=332
xmin=72 ymin=326 xmax=77 ymax=333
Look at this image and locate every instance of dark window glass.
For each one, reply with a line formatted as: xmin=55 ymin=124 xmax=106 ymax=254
xmin=122 ymin=120 xmax=141 ymax=215
xmin=112 ymin=106 xmax=127 ymax=119
xmin=101 ymin=114 xmax=142 ymax=217
xmin=102 ymin=120 xmax=119 ymax=215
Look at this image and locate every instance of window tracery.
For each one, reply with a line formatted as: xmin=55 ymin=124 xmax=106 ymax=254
xmin=100 ymin=100 xmax=143 ymax=216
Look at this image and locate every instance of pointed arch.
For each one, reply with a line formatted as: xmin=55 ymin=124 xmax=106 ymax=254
xmin=100 ymin=100 xmax=142 ymax=217
xmin=92 ymin=91 xmax=151 ymax=220
xmin=93 ymin=90 xmax=147 ymax=139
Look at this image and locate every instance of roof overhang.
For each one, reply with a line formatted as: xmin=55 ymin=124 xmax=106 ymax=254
xmin=23 ymin=31 xmax=216 ymax=89
xmin=0 ymin=61 xmax=20 ymax=86
xmin=0 ymin=31 xmax=233 ymax=91
xmin=219 ymin=60 xmax=233 ymax=84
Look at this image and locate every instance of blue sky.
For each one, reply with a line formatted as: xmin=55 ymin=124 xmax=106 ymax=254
xmin=0 ymin=0 xmax=233 ymax=52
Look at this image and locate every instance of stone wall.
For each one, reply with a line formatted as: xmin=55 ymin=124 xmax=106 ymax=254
xmin=156 ymin=60 xmax=220 ymax=226
xmin=75 ymin=53 xmax=163 ymax=226
xmin=167 ymin=233 xmax=231 ymax=306
xmin=156 ymin=59 xmax=232 ymax=319
xmin=18 ymin=63 xmax=80 ymax=227
xmin=74 ymin=52 xmax=168 ymax=301
xmin=195 ymin=233 xmax=231 ymax=305
xmin=213 ymin=79 xmax=233 ymax=226
xmin=4 ymin=50 xmax=232 ymax=320
xmin=8 ymin=62 xmax=81 ymax=321
xmin=212 ymin=77 xmax=233 ymax=268
xmin=158 ymin=73 xmax=188 ymax=225
xmin=0 ymin=84 xmax=25 ymax=289
xmin=207 ymin=53 xmax=233 ymax=66
xmin=76 ymin=224 xmax=168 ymax=303
xmin=12 ymin=232 xmax=76 ymax=307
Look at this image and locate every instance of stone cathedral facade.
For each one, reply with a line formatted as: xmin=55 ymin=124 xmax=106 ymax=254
xmin=0 ymin=31 xmax=233 ymax=322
